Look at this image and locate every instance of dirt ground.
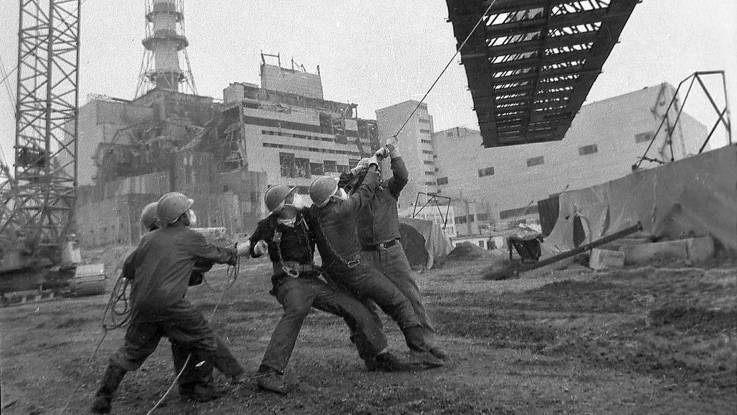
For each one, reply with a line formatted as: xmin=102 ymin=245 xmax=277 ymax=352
xmin=1 ymin=251 xmax=736 ymax=414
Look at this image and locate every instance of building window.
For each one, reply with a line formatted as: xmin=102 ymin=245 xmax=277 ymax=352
xmin=424 ymin=181 xmax=436 ymax=186
xmin=419 ymin=129 xmax=431 ymax=134
xmin=422 ymin=150 xmax=433 ymax=154
xmin=478 ymin=166 xmax=494 ymax=177
xmin=526 ymin=156 xmax=544 ymax=167
xmin=423 ymin=160 xmax=434 ymax=165
xmin=437 ymin=177 xmax=448 ymax=185
xmin=578 ymin=144 xmax=598 ymax=156
xmin=421 ymin=139 xmax=432 ymax=144
xmin=455 ymin=215 xmax=467 ymax=224
xmin=323 ymin=160 xmax=337 ymax=173
xmin=419 ymin=118 xmax=430 ymax=124
xmin=478 ymin=240 xmax=485 ymax=249
xmin=476 ymin=213 xmax=489 ymax=221
xmin=635 ymin=131 xmax=654 ymax=143
xmin=279 ymin=152 xmax=295 ymax=178
xmin=446 ymin=131 xmax=454 ymax=137
xmin=310 ymin=162 xmax=324 ymax=176
xmin=424 ymin=171 xmax=435 ymax=176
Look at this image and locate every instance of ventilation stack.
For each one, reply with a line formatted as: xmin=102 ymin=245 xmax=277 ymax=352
xmin=136 ymin=0 xmax=197 ymax=96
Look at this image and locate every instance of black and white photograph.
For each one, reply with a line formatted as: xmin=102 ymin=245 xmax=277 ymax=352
xmin=0 ymin=1 xmax=735 ymax=413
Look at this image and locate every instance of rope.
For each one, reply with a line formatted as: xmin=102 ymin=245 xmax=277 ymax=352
xmin=392 ymin=0 xmax=499 ymax=139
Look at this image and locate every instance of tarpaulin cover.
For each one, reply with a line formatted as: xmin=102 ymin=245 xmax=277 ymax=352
xmin=399 ymin=217 xmax=452 ymax=269
xmin=543 ymin=145 xmax=737 ymax=255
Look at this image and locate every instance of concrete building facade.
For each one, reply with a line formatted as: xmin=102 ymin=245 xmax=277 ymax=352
xmin=426 ymin=84 xmax=708 ymax=236
xmin=221 ymin=64 xmax=380 ymax=192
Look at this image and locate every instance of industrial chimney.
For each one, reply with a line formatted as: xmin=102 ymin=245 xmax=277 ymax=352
xmin=135 ymin=0 xmax=197 ymax=96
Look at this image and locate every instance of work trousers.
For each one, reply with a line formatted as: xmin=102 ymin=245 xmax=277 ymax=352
xmin=361 ymin=241 xmax=436 ymax=344
xmin=171 ymin=336 xmax=241 ymax=393
xmin=260 ymin=273 xmax=388 ymax=373
xmin=325 ymin=261 xmax=429 ymax=351
xmin=109 ymin=300 xmax=243 ymax=380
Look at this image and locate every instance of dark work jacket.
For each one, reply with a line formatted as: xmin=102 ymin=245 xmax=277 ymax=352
xmin=248 ymin=209 xmax=315 ymax=271
xmin=127 ymin=224 xmax=236 ymax=319
xmin=358 ymin=157 xmax=408 ymax=247
xmin=311 ymin=169 xmax=380 ymax=271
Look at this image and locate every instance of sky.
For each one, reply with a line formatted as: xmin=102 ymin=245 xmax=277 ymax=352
xmin=1 ymin=0 xmax=735 ymax=167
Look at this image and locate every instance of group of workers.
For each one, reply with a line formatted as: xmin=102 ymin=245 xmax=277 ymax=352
xmin=90 ymin=138 xmax=446 ymax=413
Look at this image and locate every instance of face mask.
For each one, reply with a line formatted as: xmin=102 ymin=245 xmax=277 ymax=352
xmin=277 ymin=217 xmax=296 ymax=227
xmin=337 ymin=188 xmax=349 ymax=201
xmin=187 ymin=209 xmax=197 ymax=227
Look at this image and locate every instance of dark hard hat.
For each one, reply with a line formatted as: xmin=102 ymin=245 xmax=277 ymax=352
xmin=157 ymin=192 xmax=193 ymax=224
xmin=265 ymin=184 xmax=296 ymax=213
xmin=140 ymin=202 xmax=159 ymax=230
xmin=309 ymin=176 xmax=338 ymax=207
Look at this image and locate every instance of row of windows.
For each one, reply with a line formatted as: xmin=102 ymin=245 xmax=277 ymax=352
xmin=424 ymin=171 xmax=435 ymax=176
xmin=436 ymin=177 xmax=448 ymax=185
xmin=454 ymin=213 xmax=490 ymax=225
xmin=262 ymin=129 xmax=335 ymax=142
xmin=422 ymin=150 xmax=434 ymax=155
xmin=419 ymin=129 xmax=431 ymax=134
xmin=423 ymin=160 xmax=434 ymax=165
xmin=263 ymin=142 xmax=361 ymax=157
xmin=420 ymin=139 xmax=432 ymax=144
xmin=419 ymin=118 xmax=431 ymax=124
xmin=278 ymin=152 xmax=352 ymax=178
xmin=423 ymin=181 xmax=436 ymax=186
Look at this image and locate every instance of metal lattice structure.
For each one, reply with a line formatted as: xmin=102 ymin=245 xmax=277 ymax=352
xmin=447 ymin=0 xmax=639 ymax=147
xmin=12 ymin=0 xmax=79 ymax=260
xmin=135 ymin=0 xmax=197 ymax=97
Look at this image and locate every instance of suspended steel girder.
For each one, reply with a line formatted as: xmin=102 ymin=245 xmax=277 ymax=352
xmin=447 ymin=0 xmax=639 ymax=147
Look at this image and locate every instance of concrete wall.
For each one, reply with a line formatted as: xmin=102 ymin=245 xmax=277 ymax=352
xmin=76 ymin=151 xmax=267 ymax=247
xmin=428 ymin=84 xmax=709 ymax=236
xmin=260 ymin=64 xmax=324 ymax=100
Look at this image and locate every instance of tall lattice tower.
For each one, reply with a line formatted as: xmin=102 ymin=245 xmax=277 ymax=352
xmin=135 ymin=0 xmax=197 ymax=97
xmin=10 ymin=0 xmax=80 ymax=262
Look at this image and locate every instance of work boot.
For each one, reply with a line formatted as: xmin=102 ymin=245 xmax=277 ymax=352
xmin=367 ymin=352 xmax=414 ymax=372
xmin=409 ymin=350 xmax=445 ymax=368
xmin=90 ymin=365 xmax=127 ymax=414
xmin=179 ymin=384 xmax=223 ymax=403
xmin=256 ymin=367 xmax=287 ymax=394
xmin=429 ymin=346 xmax=448 ymax=360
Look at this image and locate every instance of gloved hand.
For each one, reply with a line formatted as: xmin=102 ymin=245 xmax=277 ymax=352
xmin=253 ymin=240 xmax=268 ymax=256
xmin=350 ymin=158 xmax=371 ymax=176
xmin=236 ymin=240 xmax=251 ymax=256
xmin=367 ymin=155 xmax=380 ymax=168
xmin=374 ymin=147 xmax=389 ymax=159
xmin=386 ymin=136 xmax=400 ymax=158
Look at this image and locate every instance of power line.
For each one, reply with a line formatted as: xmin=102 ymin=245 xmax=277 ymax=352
xmin=392 ymin=0 xmax=499 ymax=139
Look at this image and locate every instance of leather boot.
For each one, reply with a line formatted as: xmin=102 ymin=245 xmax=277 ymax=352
xmin=91 ymin=365 xmax=126 ymax=414
xmin=256 ymin=366 xmax=287 ymax=394
xmin=403 ymin=326 xmax=444 ymax=368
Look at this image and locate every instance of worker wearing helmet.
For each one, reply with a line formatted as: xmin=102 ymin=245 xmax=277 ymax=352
xmin=249 ymin=184 xmax=412 ymax=394
xmin=309 ymin=154 xmax=444 ymax=368
xmin=339 ymin=137 xmax=447 ymax=360
xmin=91 ymin=192 xmax=251 ymax=414
xmin=121 ymin=201 xmax=245 ymax=403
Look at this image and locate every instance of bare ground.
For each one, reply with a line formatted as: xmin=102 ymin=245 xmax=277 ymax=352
xmin=1 ymin=253 xmax=736 ymax=414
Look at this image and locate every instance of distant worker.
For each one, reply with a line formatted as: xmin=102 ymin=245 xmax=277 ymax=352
xmin=339 ymin=138 xmax=446 ymax=360
xmin=137 ymin=202 xmax=245 ymax=403
xmin=309 ymin=155 xmax=444 ymax=368
xmin=91 ymin=192 xmax=251 ymax=414
xmin=249 ymin=184 xmax=412 ymax=395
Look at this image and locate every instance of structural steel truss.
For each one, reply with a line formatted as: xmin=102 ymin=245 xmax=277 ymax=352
xmin=13 ymin=0 xmax=79 ymax=257
xmin=446 ymin=0 xmax=639 ymax=147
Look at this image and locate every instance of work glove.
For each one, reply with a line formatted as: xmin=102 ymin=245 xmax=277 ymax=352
xmin=386 ymin=136 xmax=400 ymax=158
xmin=350 ymin=158 xmax=371 ymax=176
xmin=374 ymin=147 xmax=390 ymax=159
xmin=253 ymin=240 xmax=268 ymax=256
xmin=236 ymin=240 xmax=251 ymax=256
xmin=367 ymin=155 xmax=380 ymax=168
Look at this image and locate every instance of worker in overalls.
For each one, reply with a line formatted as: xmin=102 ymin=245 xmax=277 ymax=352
xmin=250 ymin=184 xmax=412 ymax=395
xmin=309 ymin=155 xmax=444 ymax=369
xmin=134 ymin=202 xmax=246 ymax=404
xmin=91 ymin=192 xmax=250 ymax=414
xmin=339 ymin=138 xmax=447 ymax=360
